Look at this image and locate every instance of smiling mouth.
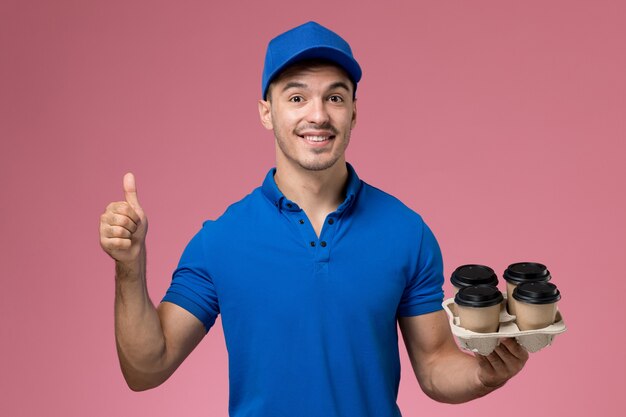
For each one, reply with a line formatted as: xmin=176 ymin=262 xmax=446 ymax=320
xmin=299 ymin=135 xmax=335 ymax=143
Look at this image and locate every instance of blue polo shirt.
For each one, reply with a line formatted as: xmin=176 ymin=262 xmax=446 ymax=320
xmin=162 ymin=163 xmax=444 ymax=417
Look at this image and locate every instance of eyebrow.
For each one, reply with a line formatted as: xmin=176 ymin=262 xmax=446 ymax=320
xmin=281 ymin=81 xmax=352 ymax=94
xmin=281 ymin=81 xmax=308 ymax=93
xmin=328 ymin=81 xmax=351 ymax=93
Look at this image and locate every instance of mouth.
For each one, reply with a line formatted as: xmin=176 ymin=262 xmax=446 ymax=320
xmin=299 ymin=134 xmax=335 ymax=143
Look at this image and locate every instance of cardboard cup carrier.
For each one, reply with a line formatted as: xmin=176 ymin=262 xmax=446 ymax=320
xmin=444 ymin=263 xmax=566 ymax=355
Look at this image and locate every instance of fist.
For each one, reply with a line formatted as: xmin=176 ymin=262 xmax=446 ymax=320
xmin=99 ymin=173 xmax=148 ymax=264
xmin=475 ymin=338 xmax=529 ymax=390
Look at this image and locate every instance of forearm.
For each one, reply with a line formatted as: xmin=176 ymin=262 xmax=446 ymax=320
xmin=102 ymin=174 xmax=203 ymax=390
xmin=420 ymin=346 xmax=496 ymax=404
xmin=399 ymin=313 xmax=509 ymax=404
xmin=114 ymin=250 xmax=168 ymax=390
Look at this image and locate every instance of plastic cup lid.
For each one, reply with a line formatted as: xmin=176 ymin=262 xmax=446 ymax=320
xmin=512 ymin=282 xmax=561 ymax=304
xmin=503 ymin=262 xmax=551 ymax=285
xmin=454 ymin=285 xmax=504 ymax=308
xmin=450 ymin=264 xmax=499 ymax=288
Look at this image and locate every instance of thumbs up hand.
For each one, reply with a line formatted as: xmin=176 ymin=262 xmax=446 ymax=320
xmin=100 ymin=173 xmax=149 ymax=264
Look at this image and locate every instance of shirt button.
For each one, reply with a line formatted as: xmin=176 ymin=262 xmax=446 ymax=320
xmin=310 ymin=241 xmax=316 ymax=247
xmin=328 ymin=218 xmax=334 ymax=225
xmin=299 ymin=219 xmax=305 ymax=224
xmin=320 ymin=241 xmax=327 ymax=247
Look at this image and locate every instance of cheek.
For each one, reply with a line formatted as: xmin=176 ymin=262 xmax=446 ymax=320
xmin=272 ymin=108 xmax=295 ymax=127
xmin=339 ymin=110 xmax=355 ymax=130
xmin=270 ymin=111 xmax=285 ymax=132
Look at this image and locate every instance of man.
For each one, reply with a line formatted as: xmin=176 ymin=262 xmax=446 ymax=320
xmin=99 ymin=21 xmax=527 ymax=416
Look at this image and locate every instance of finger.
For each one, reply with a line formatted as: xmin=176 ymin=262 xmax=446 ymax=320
xmin=101 ymin=237 xmax=132 ymax=251
xmin=475 ymin=353 xmax=510 ymax=389
xmin=109 ymin=201 xmax=140 ymax=225
xmin=500 ymin=338 xmax=529 ymax=362
xmin=484 ymin=347 xmax=508 ymax=373
xmin=475 ymin=353 xmax=494 ymax=372
xmin=495 ymin=340 xmax=529 ymax=375
xmin=123 ymin=173 xmax=141 ymax=209
xmin=492 ymin=344 xmax=517 ymax=368
xmin=105 ymin=225 xmax=132 ymax=239
xmin=102 ymin=212 xmax=138 ymax=234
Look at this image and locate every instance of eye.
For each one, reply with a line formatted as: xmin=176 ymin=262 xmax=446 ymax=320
xmin=289 ymin=96 xmax=303 ymax=103
xmin=328 ymin=95 xmax=344 ymax=103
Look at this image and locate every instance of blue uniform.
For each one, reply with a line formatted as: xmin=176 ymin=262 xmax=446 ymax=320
xmin=163 ymin=163 xmax=444 ymax=417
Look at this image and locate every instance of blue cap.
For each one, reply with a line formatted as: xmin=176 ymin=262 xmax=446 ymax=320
xmin=262 ymin=21 xmax=362 ymax=99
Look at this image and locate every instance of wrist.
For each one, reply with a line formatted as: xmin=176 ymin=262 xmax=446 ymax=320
xmin=115 ymin=249 xmax=146 ymax=281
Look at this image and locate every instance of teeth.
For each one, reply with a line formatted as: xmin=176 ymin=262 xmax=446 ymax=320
xmin=303 ymin=135 xmax=330 ymax=142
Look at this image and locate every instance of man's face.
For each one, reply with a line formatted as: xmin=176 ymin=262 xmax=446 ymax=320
xmin=258 ymin=64 xmax=357 ymax=172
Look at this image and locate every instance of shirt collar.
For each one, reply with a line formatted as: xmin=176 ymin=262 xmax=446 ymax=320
xmin=261 ymin=162 xmax=362 ymax=213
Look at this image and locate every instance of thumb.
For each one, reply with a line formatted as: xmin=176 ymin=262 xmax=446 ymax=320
xmin=123 ymin=172 xmax=141 ymax=209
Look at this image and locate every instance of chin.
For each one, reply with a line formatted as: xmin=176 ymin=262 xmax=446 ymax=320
xmin=298 ymin=158 xmax=342 ymax=172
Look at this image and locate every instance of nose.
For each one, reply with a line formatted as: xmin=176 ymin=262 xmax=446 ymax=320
xmin=306 ymin=97 xmax=330 ymax=125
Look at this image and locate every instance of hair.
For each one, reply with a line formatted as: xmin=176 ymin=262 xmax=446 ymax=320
xmin=265 ymin=58 xmax=357 ymax=101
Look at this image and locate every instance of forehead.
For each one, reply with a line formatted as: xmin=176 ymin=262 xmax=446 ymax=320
xmin=271 ymin=63 xmax=353 ymax=92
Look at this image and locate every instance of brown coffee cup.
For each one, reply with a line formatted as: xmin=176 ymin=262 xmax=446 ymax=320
xmin=454 ymin=286 xmax=503 ymax=333
xmin=503 ymin=262 xmax=551 ymax=315
xmin=450 ymin=264 xmax=499 ymax=294
xmin=512 ymin=282 xmax=561 ymax=330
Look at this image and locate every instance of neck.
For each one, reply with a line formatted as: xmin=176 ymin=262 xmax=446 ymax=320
xmin=274 ymin=159 xmax=349 ymax=215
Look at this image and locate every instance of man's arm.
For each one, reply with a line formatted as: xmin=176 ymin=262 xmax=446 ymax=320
xmin=398 ymin=310 xmax=528 ymax=404
xmin=101 ymin=173 xmax=206 ymax=391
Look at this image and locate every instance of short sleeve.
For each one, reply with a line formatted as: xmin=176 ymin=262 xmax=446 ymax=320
xmin=397 ymin=221 xmax=445 ymax=317
xmin=161 ymin=226 xmax=220 ymax=332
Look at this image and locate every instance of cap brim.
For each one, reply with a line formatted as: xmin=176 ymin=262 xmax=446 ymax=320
xmin=263 ymin=46 xmax=362 ymax=99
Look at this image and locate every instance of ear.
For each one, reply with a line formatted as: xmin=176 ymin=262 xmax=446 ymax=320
xmin=258 ymin=99 xmax=273 ymax=130
xmin=350 ymin=98 xmax=357 ymax=129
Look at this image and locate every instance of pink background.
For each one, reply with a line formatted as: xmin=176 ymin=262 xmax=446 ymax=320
xmin=2 ymin=1 xmax=624 ymax=416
